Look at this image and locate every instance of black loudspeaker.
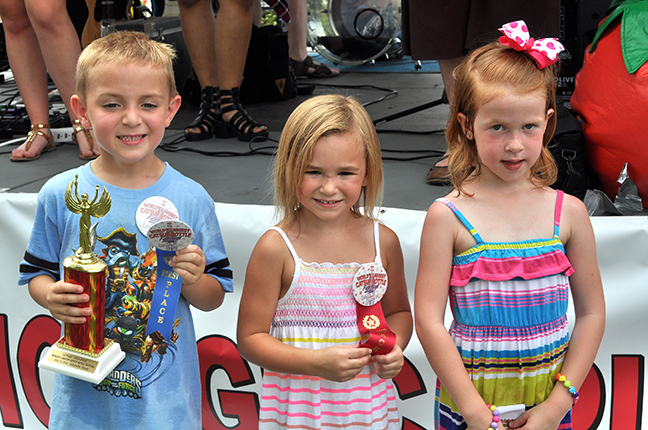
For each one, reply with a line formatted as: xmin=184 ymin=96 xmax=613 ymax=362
xmin=240 ymin=25 xmax=297 ymax=104
xmin=558 ymin=0 xmax=612 ymax=98
xmin=66 ymin=0 xmax=88 ymax=42
xmin=0 ymin=24 xmax=8 ymax=72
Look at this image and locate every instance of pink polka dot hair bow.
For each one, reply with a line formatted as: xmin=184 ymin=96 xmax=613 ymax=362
xmin=498 ymin=20 xmax=564 ymax=69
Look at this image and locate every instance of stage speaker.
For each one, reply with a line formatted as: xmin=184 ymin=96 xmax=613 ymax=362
xmin=0 ymin=24 xmax=8 ymax=72
xmin=307 ymin=0 xmax=401 ymax=65
xmin=66 ymin=0 xmax=89 ymax=42
xmin=558 ymin=0 xmax=612 ymax=98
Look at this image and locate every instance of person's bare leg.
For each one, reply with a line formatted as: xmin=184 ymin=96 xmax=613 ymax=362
xmin=177 ymin=0 xmax=220 ymax=136
xmin=26 ymin=0 xmax=98 ymax=157
xmin=286 ymin=0 xmax=307 ymax=60
xmin=438 ymin=57 xmax=463 ymax=105
xmin=215 ymin=0 xmax=265 ymax=133
xmin=434 ymin=56 xmax=464 ymax=168
xmin=178 ymin=0 xmax=218 ymax=89
xmin=252 ymin=0 xmax=261 ymax=26
xmin=178 ymin=0 xmax=265 ymax=135
xmin=214 ymin=0 xmax=251 ymax=90
xmin=1 ymin=0 xmax=52 ymax=159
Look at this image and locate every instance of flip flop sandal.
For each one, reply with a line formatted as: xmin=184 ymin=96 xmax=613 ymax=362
xmin=10 ymin=124 xmax=56 ymax=162
xmin=73 ymin=120 xmax=99 ymax=160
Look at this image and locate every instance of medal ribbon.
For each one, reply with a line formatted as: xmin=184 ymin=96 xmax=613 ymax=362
xmin=146 ymin=249 xmax=183 ymax=339
xmin=353 ymin=266 xmax=396 ymax=355
xmin=356 ymin=301 xmax=397 ymax=355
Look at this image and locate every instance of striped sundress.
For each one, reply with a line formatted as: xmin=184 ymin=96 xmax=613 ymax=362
xmin=435 ymin=190 xmax=575 ymax=430
xmin=259 ymin=223 xmax=400 ymax=430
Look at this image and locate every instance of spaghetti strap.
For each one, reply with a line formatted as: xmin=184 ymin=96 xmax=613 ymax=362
xmin=435 ymin=198 xmax=484 ymax=244
xmin=373 ymin=221 xmax=382 ymax=265
xmin=268 ymin=226 xmax=300 ymax=267
xmin=554 ymin=190 xmax=564 ymax=238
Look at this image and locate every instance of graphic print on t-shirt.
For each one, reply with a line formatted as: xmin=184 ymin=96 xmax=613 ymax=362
xmin=92 ymin=227 xmax=180 ymax=398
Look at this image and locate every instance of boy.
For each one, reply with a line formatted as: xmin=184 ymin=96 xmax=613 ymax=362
xmin=18 ymin=31 xmax=233 ymax=429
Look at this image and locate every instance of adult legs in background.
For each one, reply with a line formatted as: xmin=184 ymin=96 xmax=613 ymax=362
xmin=285 ymin=0 xmax=339 ymax=78
xmin=178 ymin=0 xmax=268 ymax=141
xmin=425 ymin=56 xmax=464 ymax=180
xmin=438 ymin=57 xmax=464 ymax=105
xmin=256 ymin=0 xmax=338 ymax=78
xmin=1 ymin=0 xmax=98 ymax=160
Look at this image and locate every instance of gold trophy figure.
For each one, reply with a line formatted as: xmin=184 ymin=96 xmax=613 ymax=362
xmin=39 ymin=175 xmax=125 ymax=383
xmin=63 ymin=175 xmax=111 ymax=353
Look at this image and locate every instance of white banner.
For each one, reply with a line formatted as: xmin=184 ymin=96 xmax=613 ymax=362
xmin=0 ymin=193 xmax=646 ymax=429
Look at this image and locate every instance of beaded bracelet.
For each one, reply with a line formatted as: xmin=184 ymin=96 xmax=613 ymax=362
xmin=555 ymin=373 xmax=580 ymax=404
xmin=486 ymin=404 xmax=500 ymax=430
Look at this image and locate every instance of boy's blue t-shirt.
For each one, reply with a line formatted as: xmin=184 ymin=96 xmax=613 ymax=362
xmin=19 ymin=162 xmax=233 ymax=429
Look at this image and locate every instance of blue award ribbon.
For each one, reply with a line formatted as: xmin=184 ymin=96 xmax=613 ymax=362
xmin=146 ymin=249 xmax=183 ymax=339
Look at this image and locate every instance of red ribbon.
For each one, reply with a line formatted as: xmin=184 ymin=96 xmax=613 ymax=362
xmin=356 ymin=301 xmax=396 ymax=355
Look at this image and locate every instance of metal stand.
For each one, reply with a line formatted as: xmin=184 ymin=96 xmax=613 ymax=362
xmin=372 ymin=90 xmax=448 ymax=126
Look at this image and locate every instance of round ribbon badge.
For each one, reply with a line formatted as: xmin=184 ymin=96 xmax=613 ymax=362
xmin=136 ymin=196 xmax=180 ymax=237
xmin=146 ymin=220 xmax=194 ymax=251
xmin=353 ymin=262 xmax=388 ymax=307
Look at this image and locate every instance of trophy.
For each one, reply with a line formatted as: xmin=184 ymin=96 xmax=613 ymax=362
xmin=39 ymin=175 xmax=125 ymax=384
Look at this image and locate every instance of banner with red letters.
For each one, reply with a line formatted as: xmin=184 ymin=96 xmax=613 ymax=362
xmin=0 ymin=193 xmax=646 ymax=429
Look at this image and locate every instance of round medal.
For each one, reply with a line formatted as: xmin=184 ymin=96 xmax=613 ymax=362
xmin=352 ymin=262 xmax=388 ymax=307
xmin=146 ymin=220 xmax=194 ymax=251
xmin=136 ymin=197 xmax=179 ymax=236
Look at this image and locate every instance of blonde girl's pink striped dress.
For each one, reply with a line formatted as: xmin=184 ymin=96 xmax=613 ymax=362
xmin=435 ymin=190 xmax=575 ymax=430
xmin=259 ymin=223 xmax=400 ymax=430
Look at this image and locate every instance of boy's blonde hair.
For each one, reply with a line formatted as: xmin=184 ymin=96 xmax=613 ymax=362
xmin=76 ymin=31 xmax=178 ymax=100
xmin=274 ymin=95 xmax=384 ymax=228
xmin=447 ymin=41 xmax=559 ymax=195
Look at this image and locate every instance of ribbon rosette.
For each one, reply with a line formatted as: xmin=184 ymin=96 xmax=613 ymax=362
xmin=498 ymin=20 xmax=564 ymax=69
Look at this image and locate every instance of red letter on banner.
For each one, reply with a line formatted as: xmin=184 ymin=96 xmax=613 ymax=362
xmin=0 ymin=314 xmax=23 ymax=427
xmin=392 ymin=356 xmax=427 ymax=400
xmin=18 ymin=315 xmax=61 ymax=427
xmin=218 ymin=390 xmax=260 ymax=429
xmin=572 ymin=364 xmax=605 ymax=430
xmin=198 ymin=335 xmax=259 ymax=430
xmin=610 ymin=355 xmax=644 ymax=430
xmin=402 ymin=417 xmax=427 ymax=429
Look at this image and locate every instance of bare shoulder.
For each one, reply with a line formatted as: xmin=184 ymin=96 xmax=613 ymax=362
xmin=244 ymin=228 xmax=295 ymax=300
xmin=377 ymin=222 xmax=405 ymax=268
xmin=250 ymin=228 xmax=292 ymax=266
xmin=256 ymin=227 xmax=285 ymax=247
xmin=561 ymin=192 xmax=589 ymax=218
xmin=561 ymin=192 xmax=591 ymax=228
xmin=422 ymin=197 xmax=465 ymax=243
xmin=378 ymin=222 xmax=401 ymax=249
xmin=559 ymin=192 xmax=594 ymax=245
xmin=424 ymin=197 xmax=460 ymax=231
